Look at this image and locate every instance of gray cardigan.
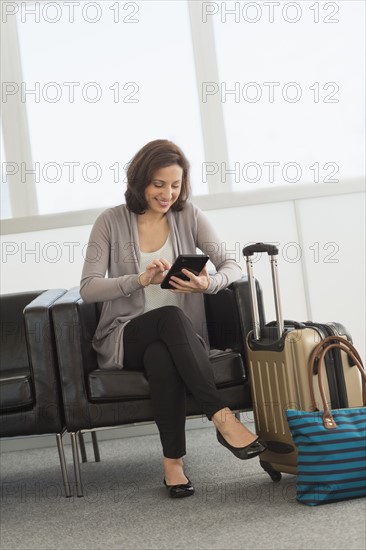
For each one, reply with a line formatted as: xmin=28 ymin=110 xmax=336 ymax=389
xmin=80 ymin=201 xmax=242 ymax=369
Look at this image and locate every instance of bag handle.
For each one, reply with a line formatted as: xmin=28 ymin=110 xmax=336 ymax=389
xmin=308 ymin=336 xmax=366 ymax=429
xmin=243 ymin=243 xmax=279 ymax=256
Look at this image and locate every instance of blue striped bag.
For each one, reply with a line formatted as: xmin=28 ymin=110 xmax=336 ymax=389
xmin=286 ymin=337 xmax=366 ymax=506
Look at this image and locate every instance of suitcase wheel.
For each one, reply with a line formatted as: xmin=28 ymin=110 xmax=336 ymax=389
xmin=268 ymin=471 xmax=282 ymax=482
xmin=260 ymin=460 xmax=282 ymax=482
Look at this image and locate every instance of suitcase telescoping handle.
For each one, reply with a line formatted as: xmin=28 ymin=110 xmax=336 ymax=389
xmin=242 ymin=242 xmax=284 ymax=341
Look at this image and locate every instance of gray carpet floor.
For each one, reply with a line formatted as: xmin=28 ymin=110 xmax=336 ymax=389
xmin=1 ymin=425 xmax=365 ymax=550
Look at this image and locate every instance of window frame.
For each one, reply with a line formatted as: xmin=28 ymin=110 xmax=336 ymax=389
xmin=1 ymin=1 xmax=365 ymax=235
xmin=1 ymin=11 xmax=38 ymax=218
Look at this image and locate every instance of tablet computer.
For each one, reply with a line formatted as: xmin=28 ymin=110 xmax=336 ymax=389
xmin=160 ymin=254 xmax=209 ymax=289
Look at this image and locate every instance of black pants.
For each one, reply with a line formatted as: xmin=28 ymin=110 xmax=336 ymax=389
xmin=123 ymin=306 xmax=227 ymax=458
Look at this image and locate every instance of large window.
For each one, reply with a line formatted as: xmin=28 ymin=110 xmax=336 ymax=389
xmin=212 ymin=1 xmax=365 ymax=190
xmin=2 ymin=0 xmax=206 ymax=217
xmin=1 ymin=1 xmax=365 ymax=224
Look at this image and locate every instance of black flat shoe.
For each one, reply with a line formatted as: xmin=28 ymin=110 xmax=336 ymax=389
xmin=163 ymin=478 xmax=195 ymax=498
xmin=216 ymin=430 xmax=267 ymax=460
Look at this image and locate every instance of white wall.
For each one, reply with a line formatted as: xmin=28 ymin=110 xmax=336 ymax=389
xmin=208 ymin=193 xmax=365 ymax=361
xmin=2 ymin=192 xmax=365 ymax=360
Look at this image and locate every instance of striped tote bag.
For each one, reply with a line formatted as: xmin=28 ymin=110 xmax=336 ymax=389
xmin=286 ymin=336 xmax=366 ymax=506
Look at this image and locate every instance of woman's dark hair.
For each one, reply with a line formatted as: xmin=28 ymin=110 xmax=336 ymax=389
xmin=125 ymin=139 xmax=191 ymax=214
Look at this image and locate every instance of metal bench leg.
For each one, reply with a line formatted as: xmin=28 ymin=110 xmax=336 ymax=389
xmin=56 ymin=431 xmax=71 ymax=498
xmin=91 ymin=431 xmax=101 ymax=462
xmin=70 ymin=431 xmax=83 ymax=497
xmin=78 ymin=432 xmax=87 ymax=463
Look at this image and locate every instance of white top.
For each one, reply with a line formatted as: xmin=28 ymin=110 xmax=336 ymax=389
xmin=139 ymin=232 xmax=183 ymax=313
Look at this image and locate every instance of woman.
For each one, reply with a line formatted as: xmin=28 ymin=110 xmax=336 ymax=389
xmin=80 ymin=139 xmax=266 ymax=499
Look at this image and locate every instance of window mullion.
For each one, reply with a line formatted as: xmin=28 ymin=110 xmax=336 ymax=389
xmin=1 ymin=14 xmax=38 ymax=217
xmin=188 ymin=1 xmax=231 ymax=194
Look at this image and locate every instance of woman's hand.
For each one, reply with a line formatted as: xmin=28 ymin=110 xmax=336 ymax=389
xmin=168 ymin=266 xmax=210 ymax=293
xmin=139 ymin=258 xmax=171 ymax=286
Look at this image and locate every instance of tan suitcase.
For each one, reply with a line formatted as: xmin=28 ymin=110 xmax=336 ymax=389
xmin=243 ymin=243 xmax=364 ymax=481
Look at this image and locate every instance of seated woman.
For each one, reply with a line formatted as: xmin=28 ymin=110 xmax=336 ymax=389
xmin=80 ymin=139 xmax=266 ymax=499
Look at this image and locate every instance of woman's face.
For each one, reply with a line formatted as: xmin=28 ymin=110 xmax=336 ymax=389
xmin=144 ymin=164 xmax=183 ymax=214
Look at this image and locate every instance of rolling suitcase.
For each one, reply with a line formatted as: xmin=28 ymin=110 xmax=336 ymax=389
xmin=243 ymin=242 xmax=364 ymax=481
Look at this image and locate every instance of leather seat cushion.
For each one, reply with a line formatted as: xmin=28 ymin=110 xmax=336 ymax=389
xmin=0 ymin=367 xmax=34 ymax=411
xmin=88 ymin=350 xmax=246 ymax=402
